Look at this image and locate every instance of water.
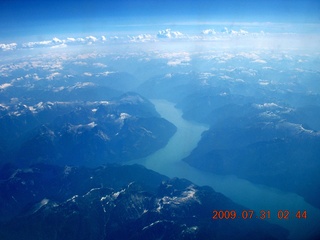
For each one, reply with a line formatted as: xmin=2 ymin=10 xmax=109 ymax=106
xmin=127 ymin=99 xmax=320 ymax=239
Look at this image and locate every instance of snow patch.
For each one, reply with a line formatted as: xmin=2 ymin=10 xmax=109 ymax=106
xmin=88 ymin=122 xmax=97 ymax=128
xmin=120 ymin=112 xmax=131 ymax=120
xmin=113 ymin=189 xmax=125 ymax=199
xmin=142 ymin=220 xmax=165 ymax=231
xmin=67 ymin=195 xmax=79 ymax=203
xmin=0 ymin=83 xmax=12 ymax=89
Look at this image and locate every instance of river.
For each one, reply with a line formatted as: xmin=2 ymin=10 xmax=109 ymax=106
xmin=127 ymin=99 xmax=320 ymax=239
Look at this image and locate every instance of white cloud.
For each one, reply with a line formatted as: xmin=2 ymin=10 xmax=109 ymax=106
xmin=252 ymin=59 xmax=267 ymax=64
xmin=33 ymin=74 xmax=42 ymax=81
xmin=230 ymin=29 xmax=249 ymax=35
xmin=74 ymin=61 xmax=87 ymax=66
xmin=167 ymin=59 xmax=184 ymax=66
xmin=53 ymin=86 xmax=65 ymax=92
xmin=25 ymin=73 xmax=41 ymax=81
xmin=66 ymin=37 xmax=76 ymax=42
xmin=3 ymin=25 xmax=319 ymax=53
xmin=237 ymin=52 xmax=260 ymax=60
xmin=220 ymin=28 xmax=249 ymax=36
xmin=202 ymin=29 xmax=216 ymax=35
xmin=220 ymin=75 xmax=232 ymax=80
xmin=164 ymin=52 xmax=191 ymax=66
xmin=157 ymin=29 xmax=184 ymax=39
xmin=83 ymin=72 xmax=92 ymax=77
xmin=110 ymin=36 xmax=119 ymax=41
xmin=93 ymin=63 xmax=107 ymax=68
xmin=86 ymin=36 xmax=98 ymax=42
xmin=128 ymin=34 xmax=154 ymax=42
xmin=255 ymin=102 xmax=280 ymax=109
xmin=258 ymin=80 xmax=270 ymax=85
xmin=23 ymin=40 xmax=52 ymax=48
xmin=99 ymin=71 xmax=114 ymax=76
xmin=52 ymin=37 xmax=63 ymax=43
xmin=76 ymin=37 xmax=86 ymax=42
xmin=262 ymin=66 xmax=274 ymax=70
xmin=63 ymin=74 xmax=74 ymax=79
xmin=21 ymin=35 xmax=106 ymax=49
xmin=46 ymin=72 xmax=60 ymax=80
xmin=51 ymin=43 xmax=67 ymax=49
xmin=238 ymin=29 xmax=249 ymax=35
xmin=76 ymin=52 xmax=98 ymax=60
xmin=197 ymin=28 xmax=254 ymax=42
xmin=0 ymin=43 xmax=17 ymax=51
xmin=222 ymin=27 xmax=229 ymax=34
xmin=158 ymin=52 xmax=189 ymax=59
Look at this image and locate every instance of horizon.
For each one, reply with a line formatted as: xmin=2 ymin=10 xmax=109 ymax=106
xmin=1 ymin=0 xmax=320 ymax=45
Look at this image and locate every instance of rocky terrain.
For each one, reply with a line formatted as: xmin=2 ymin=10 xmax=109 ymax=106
xmin=0 ymin=163 xmax=288 ymax=240
xmin=138 ymin=69 xmax=320 ymax=209
xmin=0 ymin=92 xmax=176 ymax=167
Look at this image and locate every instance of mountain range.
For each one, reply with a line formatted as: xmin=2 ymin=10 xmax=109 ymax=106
xmin=0 ymin=92 xmax=176 ymax=167
xmin=0 ymin=163 xmax=289 ymax=240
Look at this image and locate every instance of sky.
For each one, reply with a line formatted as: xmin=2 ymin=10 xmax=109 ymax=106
xmin=1 ymin=0 xmax=319 ymax=21
xmin=1 ymin=0 xmax=319 ymax=37
xmin=0 ymin=0 xmax=319 ymax=51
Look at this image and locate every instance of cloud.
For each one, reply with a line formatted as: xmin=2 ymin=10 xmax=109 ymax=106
xmin=230 ymin=29 xmax=249 ymax=36
xmin=46 ymin=72 xmax=60 ymax=80
xmin=73 ymin=61 xmax=87 ymax=66
xmin=52 ymin=37 xmax=63 ymax=43
xmin=202 ymin=29 xmax=216 ymax=35
xmin=167 ymin=59 xmax=190 ymax=66
xmin=83 ymin=72 xmax=92 ymax=77
xmin=23 ymin=40 xmax=52 ymax=48
xmin=86 ymin=36 xmax=98 ymax=43
xmin=0 ymin=43 xmax=17 ymax=51
xmin=93 ymin=63 xmax=107 ymax=68
xmin=221 ymin=27 xmax=249 ymax=36
xmin=219 ymin=75 xmax=232 ymax=80
xmin=237 ymin=52 xmax=260 ymax=60
xmin=198 ymin=27 xmax=252 ymax=41
xmin=255 ymin=103 xmax=280 ymax=109
xmin=128 ymin=34 xmax=154 ymax=42
xmin=110 ymin=36 xmax=120 ymax=41
xmin=33 ymin=74 xmax=42 ymax=81
xmin=258 ymin=80 xmax=270 ymax=85
xmin=66 ymin=37 xmax=76 ymax=42
xmin=157 ymin=29 xmax=184 ymax=39
xmin=221 ymin=27 xmax=230 ymax=34
xmin=25 ymin=73 xmax=42 ymax=81
xmin=159 ymin=52 xmax=191 ymax=66
xmin=51 ymin=43 xmax=67 ymax=49
xmin=21 ymin=35 xmax=106 ymax=49
xmin=99 ymin=71 xmax=114 ymax=76
xmin=3 ymin=25 xmax=318 ymax=53
xmin=252 ymin=59 xmax=267 ymax=64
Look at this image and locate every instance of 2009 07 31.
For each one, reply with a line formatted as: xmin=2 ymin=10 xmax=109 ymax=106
xmin=212 ymin=210 xmax=307 ymax=220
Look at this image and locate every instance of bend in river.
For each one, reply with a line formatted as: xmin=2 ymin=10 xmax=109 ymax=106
xmin=127 ymin=99 xmax=320 ymax=240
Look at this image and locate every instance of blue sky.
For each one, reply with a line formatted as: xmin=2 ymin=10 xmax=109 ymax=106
xmin=1 ymin=0 xmax=319 ymax=38
xmin=1 ymin=0 xmax=319 ymax=21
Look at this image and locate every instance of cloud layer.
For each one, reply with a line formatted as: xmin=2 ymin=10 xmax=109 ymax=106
xmin=0 ymin=26 xmax=318 ymax=52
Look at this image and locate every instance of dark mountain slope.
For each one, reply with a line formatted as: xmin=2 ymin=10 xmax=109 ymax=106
xmin=0 ymin=92 xmax=176 ymax=167
xmin=0 ymin=164 xmax=288 ymax=240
